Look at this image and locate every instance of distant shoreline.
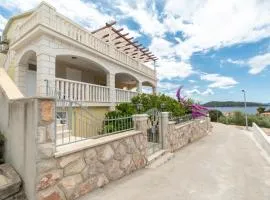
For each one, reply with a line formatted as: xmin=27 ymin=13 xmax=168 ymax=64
xmin=202 ymin=101 xmax=268 ymax=107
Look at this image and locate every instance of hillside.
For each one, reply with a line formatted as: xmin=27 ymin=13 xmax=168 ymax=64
xmin=202 ymin=101 xmax=268 ymax=107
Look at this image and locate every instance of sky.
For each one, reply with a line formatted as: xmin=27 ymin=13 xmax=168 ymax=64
xmin=0 ymin=0 xmax=269 ymax=103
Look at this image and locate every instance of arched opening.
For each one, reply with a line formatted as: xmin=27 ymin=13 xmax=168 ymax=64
xmin=56 ymin=55 xmax=108 ymax=86
xmin=115 ymin=73 xmax=138 ymax=91
xmin=142 ymin=81 xmax=156 ymax=94
xmin=18 ymin=50 xmax=37 ymax=96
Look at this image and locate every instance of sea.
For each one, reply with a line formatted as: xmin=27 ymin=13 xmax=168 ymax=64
xmin=207 ymin=106 xmax=270 ymax=115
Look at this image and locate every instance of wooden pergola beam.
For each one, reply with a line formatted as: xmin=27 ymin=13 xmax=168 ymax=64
xmin=113 ymin=33 xmax=129 ymax=40
xmin=92 ymin=22 xmax=158 ymax=62
xmin=115 ymin=41 xmax=123 ymax=45
xmin=92 ymin=21 xmax=116 ymax=34
xmin=102 ymin=34 xmax=109 ymax=38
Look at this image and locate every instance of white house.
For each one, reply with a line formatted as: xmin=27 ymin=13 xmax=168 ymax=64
xmin=0 ymin=1 xmax=157 ymax=111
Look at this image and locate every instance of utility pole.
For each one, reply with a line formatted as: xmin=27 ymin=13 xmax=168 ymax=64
xmin=241 ymin=90 xmax=248 ymax=130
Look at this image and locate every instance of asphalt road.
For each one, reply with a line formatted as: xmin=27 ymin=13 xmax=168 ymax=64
xmin=80 ymin=123 xmax=270 ymax=200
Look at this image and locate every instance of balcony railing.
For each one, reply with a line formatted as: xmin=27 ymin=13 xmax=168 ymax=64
xmin=116 ymin=88 xmax=138 ymax=103
xmin=55 ymin=78 xmax=110 ymax=102
xmin=14 ymin=4 xmax=156 ymax=79
xmin=55 ymin=78 xmax=139 ymax=103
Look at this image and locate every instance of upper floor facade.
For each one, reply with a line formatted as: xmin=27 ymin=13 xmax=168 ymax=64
xmin=0 ymin=2 xmax=158 ymax=107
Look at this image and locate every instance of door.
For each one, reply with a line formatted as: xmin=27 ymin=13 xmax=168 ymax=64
xmin=26 ymin=70 xmax=36 ymax=96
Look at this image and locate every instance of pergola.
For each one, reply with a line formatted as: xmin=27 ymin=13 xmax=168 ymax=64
xmin=92 ymin=21 xmax=158 ymax=63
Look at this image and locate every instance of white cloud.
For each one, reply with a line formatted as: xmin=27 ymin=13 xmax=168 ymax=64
xmin=164 ymin=0 xmax=270 ymax=61
xmin=116 ymin=0 xmax=166 ymax=37
xmin=185 ymin=88 xmax=214 ymax=96
xmin=118 ymin=25 xmax=141 ymax=38
xmin=0 ymin=15 xmax=7 ymax=36
xmin=226 ymin=58 xmax=245 ymax=65
xmin=157 ymin=59 xmax=194 ymax=79
xmin=149 ymin=37 xmax=176 ymax=58
xmin=188 ymin=80 xmax=196 ymax=83
xmin=200 ymin=73 xmax=238 ymax=89
xmin=248 ymin=53 xmax=270 ymax=74
xmin=0 ymin=0 xmax=113 ymax=30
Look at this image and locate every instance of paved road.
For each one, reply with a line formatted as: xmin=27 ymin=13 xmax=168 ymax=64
xmin=80 ymin=123 xmax=270 ymax=200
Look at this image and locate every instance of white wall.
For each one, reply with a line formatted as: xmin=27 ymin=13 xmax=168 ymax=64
xmin=252 ymin=123 xmax=270 ymax=156
xmin=5 ymin=98 xmax=38 ymax=200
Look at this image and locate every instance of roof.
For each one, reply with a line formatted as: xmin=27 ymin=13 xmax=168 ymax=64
xmin=91 ymin=21 xmax=158 ymax=63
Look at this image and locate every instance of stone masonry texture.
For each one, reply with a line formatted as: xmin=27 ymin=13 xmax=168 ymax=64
xmin=36 ymin=134 xmax=147 ymax=200
xmin=36 ymin=101 xmax=148 ymax=200
xmin=165 ymin=117 xmax=212 ymax=152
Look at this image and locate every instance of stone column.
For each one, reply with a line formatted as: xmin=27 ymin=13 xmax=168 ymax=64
xmin=133 ymin=114 xmax=149 ymax=159
xmin=15 ymin=63 xmax=28 ymax=95
xmin=37 ymin=1 xmax=56 ymax=29
xmin=136 ymin=81 xmax=142 ymax=93
xmin=36 ymin=53 xmax=56 ymax=96
xmin=159 ymin=112 xmax=169 ymax=149
xmin=107 ymin=72 xmax=116 ymax=110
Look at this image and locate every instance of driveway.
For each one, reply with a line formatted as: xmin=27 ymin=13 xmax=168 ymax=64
xmin=79 ymin=123 xmax=270 ymax=200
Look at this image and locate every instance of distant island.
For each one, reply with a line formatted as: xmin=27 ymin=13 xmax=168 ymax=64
xmin=202 ymin=101 xmax=269 ymax=107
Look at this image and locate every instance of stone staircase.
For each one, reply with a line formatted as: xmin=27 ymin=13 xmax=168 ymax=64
xmin=147 ymin=149 xmax=174 ymax=169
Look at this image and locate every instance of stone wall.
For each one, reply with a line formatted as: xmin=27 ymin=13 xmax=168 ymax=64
xmin=0 ymin=164 xmax=27 ymax=200
xmin=164 ymin=117 xmax=212 ymax=152
xmin=36 ymin=113 xmax=149 ymax=200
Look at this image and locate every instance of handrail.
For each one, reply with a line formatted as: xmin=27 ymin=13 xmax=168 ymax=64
xmin=56 ymin=78 xmax=109 ymax=89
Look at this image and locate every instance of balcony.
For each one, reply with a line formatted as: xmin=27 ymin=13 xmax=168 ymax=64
xmin=55 ymin=78 xmax=139 ymax=103
xmin=12 ymin=2 xmax=157 ymax=80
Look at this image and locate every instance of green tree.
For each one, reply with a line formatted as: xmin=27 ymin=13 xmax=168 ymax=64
xmin=257 ymin=106 xmax=266 ymax=114
xmin=208 ymin=110 xmax=223 ymax=122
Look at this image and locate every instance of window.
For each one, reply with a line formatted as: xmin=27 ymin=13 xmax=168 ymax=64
xmin=56 ymin=111 xmax=68 ymax=124
xmin=28 ymin=64 xmax=37 ymax=71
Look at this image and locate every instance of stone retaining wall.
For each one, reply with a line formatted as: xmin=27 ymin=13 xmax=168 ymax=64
xmin=36 ymin=101 xmax=149 ymax=200
xmin=37 ymin=133 xmax=148 ymax=200
xmin=164 ymin=117 xmax=212 ymax=152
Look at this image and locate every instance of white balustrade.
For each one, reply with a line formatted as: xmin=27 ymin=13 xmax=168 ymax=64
xmin=14 ymin=6 xmax=156 ymax=79
xmin=56 ymin=78 xmax=110 ymax=102
xmin=116 ymin=89 xmax=138 ymax=103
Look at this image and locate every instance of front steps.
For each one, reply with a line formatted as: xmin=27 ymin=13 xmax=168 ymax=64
xmin=147 ymin=149 xmax=174 ymax=169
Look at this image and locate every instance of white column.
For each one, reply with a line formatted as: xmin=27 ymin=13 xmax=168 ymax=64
xmin=107 ymin=73 xmax=115 ymax=110
xmin=153 ymin=87 xmax=157 ymax=94
xmin=137 ymin=81 xmax=142 ymax=93
xmin=160 ymin=112 xmax=169 ymax=149
xmin=36 ymin=53 xmax=56 ymax=96
xmin=15 ymin=63 xmax=27 ymax=95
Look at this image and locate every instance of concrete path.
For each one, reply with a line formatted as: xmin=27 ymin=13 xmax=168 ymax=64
xmin=79 ymin=123 xmax=270 ymax=200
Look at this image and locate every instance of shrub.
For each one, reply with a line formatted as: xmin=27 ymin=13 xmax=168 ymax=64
xmin=257 ymin=106 xmax=266 ymax=114
xmin=131 ymin=93 xmax=188 ymax=117
xmin=102 ymin=111 xmax=133 ymax=134
xmin=218 ymin=111 xmax=270 ymax=128
xmin=103 ymin=93 xmax=189 ymax=133
xmin=209 ymin=110 xmax=223 ymax=122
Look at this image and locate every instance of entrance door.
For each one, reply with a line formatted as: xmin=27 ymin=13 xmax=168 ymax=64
xmin=26 ymin=70 xmax=36 ymax=96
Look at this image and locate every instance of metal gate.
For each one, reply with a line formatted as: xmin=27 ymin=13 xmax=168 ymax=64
xmin=146 ymin=108 xmax=162 ymax=156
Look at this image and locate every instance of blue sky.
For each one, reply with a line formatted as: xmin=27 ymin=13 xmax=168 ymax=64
xmin=0 ymin=0 xmax=269 ymax=103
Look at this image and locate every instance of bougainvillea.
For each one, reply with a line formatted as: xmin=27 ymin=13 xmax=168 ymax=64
xmin=176 ymin=86 xmax=208 ymax=118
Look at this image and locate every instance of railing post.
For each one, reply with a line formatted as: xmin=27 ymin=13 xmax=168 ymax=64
xmin=133 ymin=114 xmax=149 ymax=158
xmin=36 ymin=53 xmax=56 ymax=96
xmin=137 ymin=81 xmax=142 ymax=93
xmin=160 ymin=112 xmax=169 ymax=149
xmin=107 ymin=73 xmax=115 ymax=110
